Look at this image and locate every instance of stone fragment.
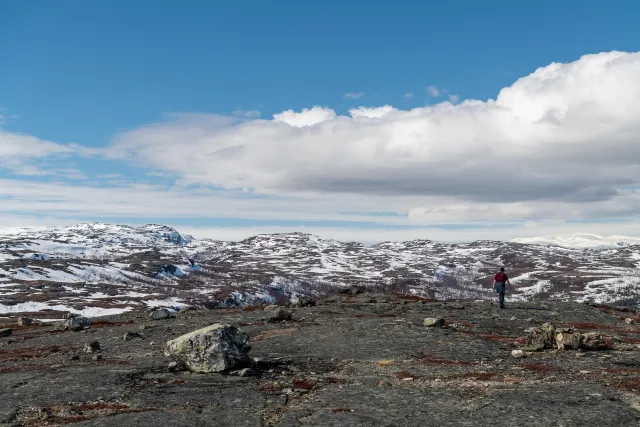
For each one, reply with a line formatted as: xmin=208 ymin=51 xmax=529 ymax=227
xmin=84 ymin=341 xmax=101 ymax=353
xmin=625 ymin=318 xmax=635 ymax=325
xmin=149 ymin=308 xmax=173 ymax=320
xmin=268 ymin=308 xmax=292 ymax=323
xmin=511 ymin=349 xmax=525 ymax=358
xmin=0 ymin=328 xmax=12 ymax=337
xmin=18 ymin=317 xmax=34 ymax=326
xmin=581 ymin=332 xmax=608 ymax=351
xmin=124 ymin=331 xmax=144 ymax=341
xmin=165 ymin=324 xmax=251 ymax=373
xmin=424 ymin=318 xmax=445 ymax=327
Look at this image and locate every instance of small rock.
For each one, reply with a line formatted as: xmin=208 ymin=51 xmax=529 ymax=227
xmin=167 ymin=361 xmax=181 ymax=372
xmin=263 ymin=305 xmax=278 ymax=311
xmin=70 ymin=354 xmax=80 ymax=361
xmin=378 ymin=380 xmax=391 ymax=388
xmin=0 ymin=328 xmax=13 ymax=337
xmin=149 ymin=308 xmax=173 ymax=320
xmin=525 ymin=318 xmax=533 ymax=322
xmin=423 ymin=318 xmax=445 ymax=327
xmin=65 ymin=313 xmax=80 ymax=319
xmin=510 ymin=316 xmax=517 ymax=321
xmin=139 ymin=324 xmax=148 ymax=330
xmin=84 ymin=341 xmax=101 ymax=353
xmin=123 ymin=331 xmax=144 ymax=341
xmin=18 ymin=317 xmax=34 ymax=326
xmin=268 ymin=308 xmax=292 ymax=323
xmin=625 ymin=318 xmax=635 ymax=325
xmin=555 ymin=332 xmax=582 ymax=350
xmin=511 ymin=350 xmax=525 ymax=358
xmin=93 ymin=354 xmax=103 ymax=361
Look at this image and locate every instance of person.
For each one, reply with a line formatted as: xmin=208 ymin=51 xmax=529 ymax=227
xmin=492 ymin=267 xmax=514 ymax=309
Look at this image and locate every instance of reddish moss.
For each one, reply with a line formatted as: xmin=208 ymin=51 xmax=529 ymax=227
xmin=454 ymin=372 xmax=497 ymax=380
xmin=292 ymin=378 xmax=315 ymax=390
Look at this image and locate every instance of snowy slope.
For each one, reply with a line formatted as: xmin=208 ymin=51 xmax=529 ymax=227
xmin=511 ymin=233 xmax=640 ymax=249
xmin=1 ymin=223 xmax=640 ymax=317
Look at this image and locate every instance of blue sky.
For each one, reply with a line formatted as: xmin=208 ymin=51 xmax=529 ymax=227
xmin=1 ymin=0 xmax=640 ymax=242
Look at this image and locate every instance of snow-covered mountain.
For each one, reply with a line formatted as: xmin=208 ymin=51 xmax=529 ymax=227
xmin=2 ymin=223 xmax=640 ymax=318
xmin=511 ymin=233 xmax=640 ymax=249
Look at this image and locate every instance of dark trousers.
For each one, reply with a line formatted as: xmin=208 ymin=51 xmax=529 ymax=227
xmin=495 ymin=283 xmax=506 ymax=307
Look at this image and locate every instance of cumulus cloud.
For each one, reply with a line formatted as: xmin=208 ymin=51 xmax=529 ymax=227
xmin=107 ymin=51 xmax=640 ymax=217
xmin=272 ymin=106 xmax=336 ymax=127
xmin=426 ymin=85 xmax=440 ymax=97
xmin=449 ymin=94 xmax=459 ymax=103
xmin=344 ymin=92 xmax=365 ymax=99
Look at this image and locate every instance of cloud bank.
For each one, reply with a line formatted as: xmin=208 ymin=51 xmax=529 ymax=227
xmin=2 ymin=51 xmax=640 ymax=241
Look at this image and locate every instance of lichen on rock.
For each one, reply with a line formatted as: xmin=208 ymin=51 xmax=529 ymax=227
xmin=165 ymin=324 xmax=251 ymax=373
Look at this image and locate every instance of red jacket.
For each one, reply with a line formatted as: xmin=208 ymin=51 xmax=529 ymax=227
xmin=494 ymin=272 xmax=508 ymax=282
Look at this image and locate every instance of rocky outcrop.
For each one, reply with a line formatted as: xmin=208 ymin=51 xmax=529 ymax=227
xmin=149 ymin=308 xmax=174 ymax=320
xmin=523 ymin=322 xmax=556 ymax=351
xmin=165 ymin=324 xmax=251 ymax=373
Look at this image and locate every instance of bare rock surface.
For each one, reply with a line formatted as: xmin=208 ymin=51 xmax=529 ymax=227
xmin=2 ymin=293 xmax=640 ymax=426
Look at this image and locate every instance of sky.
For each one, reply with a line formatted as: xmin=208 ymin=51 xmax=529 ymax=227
xmin=1 ymin=0 xmax=640 ymax=243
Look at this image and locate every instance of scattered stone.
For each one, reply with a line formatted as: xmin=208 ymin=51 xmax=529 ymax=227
xmin=510 ymin=316 xmax=517 ymax=321
xmin=93 ymin=354 xmax=103 ymax=361
xmin=165 ymin=324 xmax=251 ymax=373
xmin=17 ymin=317 xmax=34 ymax=326
xmin=522 ymin=322 xmax=556 ymax=351
xmin=149 ymin=308 xmax=173 ymax=320
xmin=0 ymin=328 xmax=13 ymax=337
xmin=378 ymin=380 xmax=391 ymax=388
xmin=70 ymin=354 xmax=80 ymax=361
xmin=625 ymin=318 xmax=635 ymax=325
xmin=268 ymin=308 xmax=292 ymax=323
xmin=423 ymin=318 xmax=445 ymax=327
xmin=84 ymin=341 xmax=101 ymax=353
xmin=511 ymin=349 xmax=525 ymax=358
xmin=525 ymin=318 xmax=533 ymax=322
xmin=57 ymin=316 xmax=91 ymax=332
xmin=124 ymin=331 xmax=144 ymax=341
xmin=65 ymin=313 xmax=80 ymax=319
xmin=167 ymin=361 xmax=182 ymax=372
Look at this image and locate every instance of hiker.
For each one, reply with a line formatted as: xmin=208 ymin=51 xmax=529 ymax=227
xmin=492 ymin=267 xmax=514 ymax=308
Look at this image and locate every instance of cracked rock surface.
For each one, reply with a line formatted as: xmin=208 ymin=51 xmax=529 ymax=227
xmin=2 ymin=293 xmax=640 ymax=426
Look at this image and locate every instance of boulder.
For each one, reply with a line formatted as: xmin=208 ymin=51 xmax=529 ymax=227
xmin=424 ymin=318 xmax=445 ymax=327
xmin=165 ymin=324 xmax=251 ymax=373
xmin=268 ymin=308 xmax=292 ymax=323
xmin=625 ymin=318 xmax=635 ymax=325
xmin=0 ymin=328 xmax=12 ymax=337
xmin=555 ymin=332 xmax=583 ymax=350
xmin=149 ymin=308 xmax=173 ymax=320
xmin=58 ymin=316 xmax=91 ymax=331
xmin=523 ymin=322 xmax=556 ymax=351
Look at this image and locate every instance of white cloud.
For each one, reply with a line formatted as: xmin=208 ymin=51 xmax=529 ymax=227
xmin=272 ymin=106 xmax=336 ymax=127
xmin=426 ymin=85 xmax=440 ymax=97
xmin=404 ymin=92 xmax=414 ymax=100
xmin=344 ymin=92 xmax=365 ymax=99
xmin=449 ymin=94 xmax=459 ymax=103
xmin=4 ymin=51 xmax=640 ymax=241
